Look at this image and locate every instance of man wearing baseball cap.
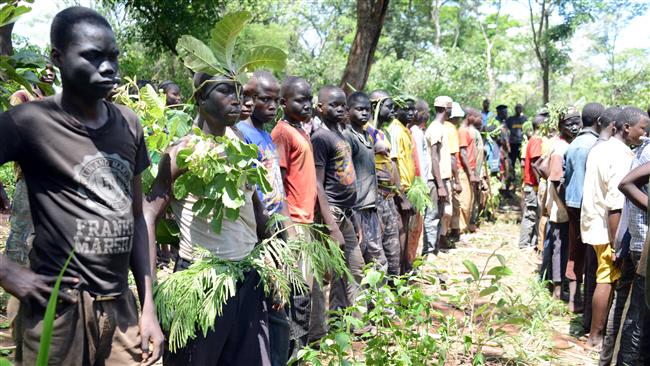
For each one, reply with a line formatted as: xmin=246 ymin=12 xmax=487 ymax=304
xmin=423 ymin=96 xmax=453 ymax=254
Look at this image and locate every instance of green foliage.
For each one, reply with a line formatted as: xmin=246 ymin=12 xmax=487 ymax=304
xmin=0 ymin=1 xmax=33 ymax=28
xmin=155 ymin=219 xmax=350 ymax=352
xmin=36 ymin=251 xmax=74 ymax=366
xmin=172 ymin=129 xmax=271 ymax=233
xmin=176 ymin=11 xmax=287 ymax=87
xmin=0 ymin=163 xmax=15 ymax=200
xmin=406 ymin=176 xmax=433 ymax=214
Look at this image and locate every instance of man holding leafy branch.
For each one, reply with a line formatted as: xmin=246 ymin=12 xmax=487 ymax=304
xmin=0 ymin=7 xmax=163 ymax=365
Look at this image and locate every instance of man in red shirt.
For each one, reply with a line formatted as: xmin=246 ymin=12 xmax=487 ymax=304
xmin=457 ymin=106 xmax=479 ymax=233
xmin=519 ymin=116 xmax=544 ymax=248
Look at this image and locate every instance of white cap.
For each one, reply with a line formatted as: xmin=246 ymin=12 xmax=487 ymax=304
xmin=450 ymin=102 xmax=465 ymax=118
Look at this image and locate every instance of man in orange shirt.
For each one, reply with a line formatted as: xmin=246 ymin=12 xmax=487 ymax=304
xmin=456 ymin=105 xmax=479 ymax=233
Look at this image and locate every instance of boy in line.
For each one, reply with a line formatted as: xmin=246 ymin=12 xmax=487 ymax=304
xmin=389 ymin=98 xmax=418 ymax=273
xmin=236 ymin=70 xmax=292 ymax=366
xmin=412 ymin=99 xmax=431 ymax=257
xmin=447 ymin=103 xmax=463 ymax=242
xmin=424 ymin=96 xmax=452 ymax=253
xmin=541 ymin=111 xmax=580 ymax=297
xmin=469 ymin=109 xmax=485 ymax=229
xmin=312 ymin=85 xmax=364 ymax=310
xmin=0 ymin=7 xmax=163 ymax=365
xmin=344 ymin=92 xmax=386 ymax=272
xmin=518 ymin=115 xmax=544 ymax=249
xmin=456 ymin=104 xmax=479 ymax=233
xmin=271 ymin=77 xmax=345 ymax=352
xmin=367 ymin=90 xmax=401 ymax=276
xmin=581 ymin=107 xmax=647 ymax=348
xmin=562 ymin=103 xmax=604 ymax=313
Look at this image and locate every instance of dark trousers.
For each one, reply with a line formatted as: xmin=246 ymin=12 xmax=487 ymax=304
xmin=540 ymin=221 xmax=568 ymax=283
xmin=583 ymin=245 xmax=597 ymax=332
xmin=165 ymin=269 xmax=271 ymax=366
xmin=566 ymin=207 xmax=586 ymax=281
xmin=617 ymin=253 xmax=650 ymax=365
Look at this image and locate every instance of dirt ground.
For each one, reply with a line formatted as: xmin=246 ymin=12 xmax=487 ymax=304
xmin=0 ymin=206 xmax=601 ymax=365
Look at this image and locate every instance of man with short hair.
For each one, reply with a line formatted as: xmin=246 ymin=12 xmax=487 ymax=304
xmin=481 ymin=98 xmax=491 ymax=129
xmin=412 ymin=99 xmax=431 ymax=257
xmin=312 ymin=85 xmax=363 ymax=312
xmin=424 ymin=96 xmax=452 ymax=254
xmin=541 ymin=110 xmax=580 ymax=298
xmin=518 ymin=116 xmax=544 ymax=249
xmin=563 ymin=102 xmax=604 ymax=314
xmin=367 ymin=90 xmax=401 ymax=276
xmin=505 ymin=103 xmax=526 ymax=179
xmin=457 ymin=104 xmax=479 ymax=233
xmin=581 ymin=106 xmax=648 ymax=348
xmin=447 ymin=103 xmax=463 ymax=242
xmin=0 ymin=7 xmax=163 ymax=365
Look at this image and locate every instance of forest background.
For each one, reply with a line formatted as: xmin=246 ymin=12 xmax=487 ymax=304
xmin=5 ymin=0 xmax=650 ymax=119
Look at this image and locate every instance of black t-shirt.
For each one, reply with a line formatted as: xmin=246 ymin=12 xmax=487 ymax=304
xmin=506 ymin=115 xmax=527 ymax=144
xmin=0 ymin=95 xmax=149 ymax=296
xmin=343 ymin=126 xmax=377 ymax=210
xmin=311 ymin=125 xmax=357 ymax=209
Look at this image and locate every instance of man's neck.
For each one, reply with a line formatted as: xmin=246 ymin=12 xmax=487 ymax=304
xmin=434 ymin=112 xmax=445 ymax=123
xmin=198 ymin=116 xmax=226 ymax=137
xmin=581 ymin=126 xmax=597 ymax=135
xmin=250 ymin=116 xmax=265 ymax=130
xmin=322 ymin=118 xmax=338 ymax=131
xmin=351 ymin=123 xmax=364 ymax=133
xmin=283 ymin=115 xmax=302 ymax=127
xmin=60 ymin=89 xmax=104 ymax=121
xmin=613 ymin=133 xmax=627 ymax=145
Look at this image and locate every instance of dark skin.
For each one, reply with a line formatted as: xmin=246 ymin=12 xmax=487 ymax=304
xmin=450 ymin=117 xmax=463 ymax=194
xmin=550 ymin=117 xmax=581 ymax=200
xmin=316 ymin=87 xmax=362 ymax=239
xmin=459 ymin=115 xmax=478 ymax=184
xmin=394 ymin=101 xmax=416 ymax=211
xmin=244 ymin=74 xmax=296 ymax=244
xmin=164 ymin=84 xmax=182 ymax=106
xmin=482 ymin=99 xmax=490 ymax=114
xmin=279 ymin=80 xmax=345 ymax=245
xmin=0 ymin=22 xmax=163 ymax=364
xmin=239 ymin=79 xmax=256 ymax=121
xmin=430 ymin=107 xmax=448 ymax=201
xmin=369 ymin=91 xmax=400 ymax=190
xmin=586 ymin=115 xmax=648 ymax=347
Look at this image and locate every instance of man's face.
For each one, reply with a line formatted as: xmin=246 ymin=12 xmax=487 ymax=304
xmin=281 ymin=81 xmax=313 ymax=123
xmin=560 ymin=117 xmax=581 ymax=140
xmin=318 ymin=88 xmax=347 ymax=125
xmin=201 ymin=77 xmax=242 ymax=127
xmin=40 ymin=64 xmax=55 ymax=85
xmin=482 ymin=100 xmax=489 ymax=112
xmin=396 ymin=101 xmax=415 ymax=125
xmin=52 ymin=22 xmax=119 ymax=100
xmin=497 ymin=108 xmax=507 ymax=119
xmin=626 ymin=117 xmax=649 ymax=146
xmin=515 ymin=105 xmax=523 ymax=115
xmin=348 ymin=99 xmax=371 ymax=128
xmin=165 ymin=86 xmax=182 ymax=106
xmin=378 ymin=98 xmax=395 ymax=123
xmin=416 ymin=108 xmax=430 ymax=126
xmin=239 ymin=81 xmax=256 ymax=120
xmin=252 ymin=79 xmax=280 ymax=124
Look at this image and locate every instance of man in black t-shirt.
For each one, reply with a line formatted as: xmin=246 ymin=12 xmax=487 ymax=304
xmin=0 ymin=7 xmax=163 ymax=365
xmin=505 ymin=103 xmax=527 ymax=190
xmin=343 ymin=92 xmax=386 ymax=273
xmin=312 ymin=85 xmax=363 ymax=311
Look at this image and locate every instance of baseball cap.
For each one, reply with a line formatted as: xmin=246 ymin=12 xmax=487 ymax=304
xmin=450 ymin=102 xmax=465 ymax=118
xmin=434 ymin=95 xmax=453 ymax=108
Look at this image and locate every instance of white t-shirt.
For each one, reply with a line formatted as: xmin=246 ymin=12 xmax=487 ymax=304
xmin=425 ymin=120 xmax=452 ymax=180
xmin=410 ymin=125 xmax=430 ymax=181
xmin=581 ymin=137 xmax=634 ymax=245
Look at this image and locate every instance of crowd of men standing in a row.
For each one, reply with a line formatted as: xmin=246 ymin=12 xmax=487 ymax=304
xmin=517 ymin=101 xmax=650 ymax=364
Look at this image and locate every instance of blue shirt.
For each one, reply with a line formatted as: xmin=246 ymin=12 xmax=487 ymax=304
xmin=563 ymin=129 xmax=598 ymax=208
xmin=485 ymin=137 xmax=500 ymax=174
xmin=236 ymin=121 xmax=286 ymax=214
xmin=481 ymin=111 xmax=492 ymax=128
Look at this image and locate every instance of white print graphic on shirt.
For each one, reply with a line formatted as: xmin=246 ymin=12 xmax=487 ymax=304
xmin=73 ymin=152 xmax=133 ymax=216
xmin=73 ymin=219 xmax=134 ymax=254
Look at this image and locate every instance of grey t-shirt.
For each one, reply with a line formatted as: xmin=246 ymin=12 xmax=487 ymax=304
xmin=344 ymin=126 xmax=377 ymax=210
xmin=0 ymin=95 xmax=149 ymax=296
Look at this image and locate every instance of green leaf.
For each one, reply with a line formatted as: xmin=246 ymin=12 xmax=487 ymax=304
xmin=496 ymin=254 xmax=507 ymax=266
xmin=237 ymin=45 xmax=287 ymax=73
xmin=462 ymin=260 xmax=480 ymax=282
xmin=479 ymin=286 xmax=499 ymax=297
xmin=0 ymin=5 xmax=31 ymax=28
xmin=141 ymin=83 xmax=165 ymax=120
xmin=36 ymin=251 xmax=74 ymax=366
xmin=0 ymin=357 xmax=11 ymax=366
xmin=209 ymin=11 xmax=252 ymax=69
xmin=487 ymin=266 xmax=513 ymax=277
xmin=176 ymin=35 xmax=221 ymax=75
xmin=334 ymin=332 xmax=351 ymax=351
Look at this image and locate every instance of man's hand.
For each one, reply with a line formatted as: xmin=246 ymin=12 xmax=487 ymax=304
xmin=436 ymin=185 xmax=447 ymax=201
xmin=469 ymin=173 xmax=479 ymax=184
xmin=139 ymin=306 xmax=164 ymax=365
xmin=0 ymin=258 xmax=78 ymax=307
xmin=397 ymin=194 xmax=413 ymax=212
xmin=453 ymin=182 xmax=462 ymax=194
xmin=330 ymin=226 xmax=346 ymax=247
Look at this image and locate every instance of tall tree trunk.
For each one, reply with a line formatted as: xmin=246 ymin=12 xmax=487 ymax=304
xmin=432 ymin=0 xmax=442 ymax=48
xmin=542 ymin=62 xmax=549 ymax=104
xmin=485 ymin=41 xmax=495 ymax=100
xmin=0 ymin=23 xmax=14 ymax=56
xmin=340 ymin=0 xmax=390 ymax=94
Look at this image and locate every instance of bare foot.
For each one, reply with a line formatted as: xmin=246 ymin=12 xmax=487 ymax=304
xmin=568 ymin=302 xmax=584 ymax=313
xmin=586 ymin=335 xmax=603 ymax=350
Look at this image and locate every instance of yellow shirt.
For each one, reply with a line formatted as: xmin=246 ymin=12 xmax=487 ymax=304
xmin=444 ymin=121 xmax=460 ymax=154
xmin=389 ymin=120 xmax=416 ymax=191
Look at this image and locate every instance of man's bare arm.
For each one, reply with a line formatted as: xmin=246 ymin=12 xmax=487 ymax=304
xmin=619 ymin=162 xmax=650 ymax=211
